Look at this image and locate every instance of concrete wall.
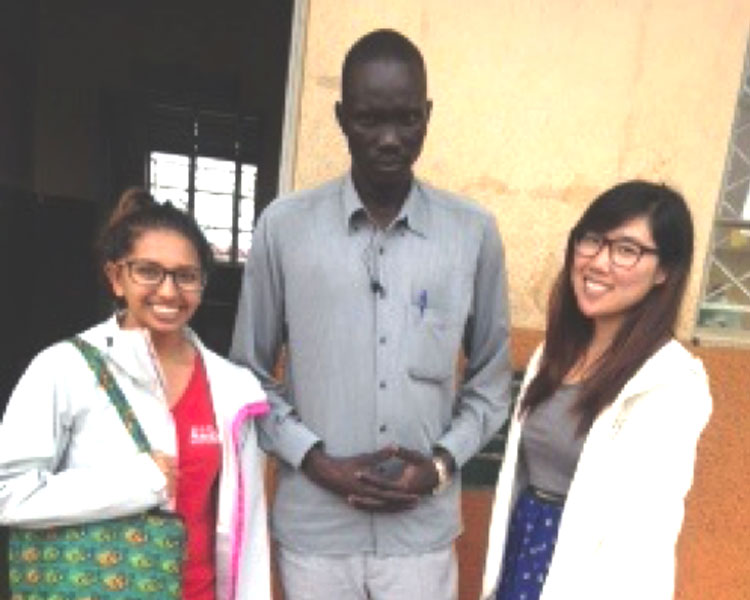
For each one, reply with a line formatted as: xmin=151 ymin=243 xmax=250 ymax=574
xmin=677 ymin=342 xmax=750 ymax=600
xmin=293 ymin=0 xmax=750 ymax=338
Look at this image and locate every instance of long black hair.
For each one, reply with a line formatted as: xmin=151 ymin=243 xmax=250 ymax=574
xmin=521 ymin=180 xmax=695 ymax=434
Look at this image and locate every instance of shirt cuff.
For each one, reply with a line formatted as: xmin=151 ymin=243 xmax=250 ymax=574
xmin=273 ymin=422 xmax=322 ymax=469
xmin=434 ymin=433 xmax=472 ymax=470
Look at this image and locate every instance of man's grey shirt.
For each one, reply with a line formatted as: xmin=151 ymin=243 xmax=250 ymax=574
xmin=231 ymin=174 xmax=512 ymax=555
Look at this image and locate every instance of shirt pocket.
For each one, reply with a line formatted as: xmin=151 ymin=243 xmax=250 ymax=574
xmin=406 ymin=304 xmax=462 ymax=383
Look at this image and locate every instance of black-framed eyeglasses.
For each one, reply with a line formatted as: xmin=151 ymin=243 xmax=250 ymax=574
xmin=123 ymin=260 xmax=206 ymax=292
xmin=574 ymin=232 xmax=659 ymax=269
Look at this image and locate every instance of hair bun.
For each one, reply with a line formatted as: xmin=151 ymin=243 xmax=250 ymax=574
xmin=107 ymin=187 xmax=157 ymax=229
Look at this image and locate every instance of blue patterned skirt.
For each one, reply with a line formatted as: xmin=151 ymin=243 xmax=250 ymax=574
xmin=495 ymin=487 xmax=564 ymax=600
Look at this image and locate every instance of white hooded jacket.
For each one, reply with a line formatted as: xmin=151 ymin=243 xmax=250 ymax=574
xmin=0 ymin=316 xmax=271 ymax=600
xmin=481 ymin=339 xmax=712 ymax=600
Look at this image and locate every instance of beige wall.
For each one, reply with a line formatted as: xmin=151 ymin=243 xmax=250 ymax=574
xmin=292 ymin=0 xmax=750 ymax=337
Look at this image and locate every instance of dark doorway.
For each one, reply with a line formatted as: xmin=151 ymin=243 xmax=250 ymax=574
xmin=0 ymin=1 xmax=295 ymax=595
xmin=1 ymin=0 xmax=294 ymax=398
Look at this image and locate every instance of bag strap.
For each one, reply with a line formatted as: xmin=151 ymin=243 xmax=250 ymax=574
xmin=69 ymin=336 xmax=152 ymax=453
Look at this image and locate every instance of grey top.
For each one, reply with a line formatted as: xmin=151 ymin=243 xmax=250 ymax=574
xmin=521 ymin=384 xmax=586 ymax=496
xmin=230 ymin=173 xmax=512 ymax=555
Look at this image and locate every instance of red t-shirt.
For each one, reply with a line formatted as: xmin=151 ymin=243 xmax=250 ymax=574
xmin=171 ymin=356 xmax=222 ymax=600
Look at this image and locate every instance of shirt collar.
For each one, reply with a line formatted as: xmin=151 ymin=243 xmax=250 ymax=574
xmin=341 ymin=172 xmax=429 ymax=237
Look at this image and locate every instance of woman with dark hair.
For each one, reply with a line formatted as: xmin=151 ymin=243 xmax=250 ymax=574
xmin=0 ymin=188 xmax=271 ymax=600
xmin=481 ymin=181 xmax=712 ymax=600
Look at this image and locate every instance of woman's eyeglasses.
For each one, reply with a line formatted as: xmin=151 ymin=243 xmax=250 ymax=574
xmin=575 ymin=232 xmax=658 ymax=269
xmin=123 ymin=260 xmax=206 ymax=291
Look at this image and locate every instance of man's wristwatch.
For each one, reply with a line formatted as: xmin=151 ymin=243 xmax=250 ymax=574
xmin=432 ymin=454 xmax=452 ymax=495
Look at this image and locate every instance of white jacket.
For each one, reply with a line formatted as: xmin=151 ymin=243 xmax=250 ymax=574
xmin=0 ymin=316 xmax=271 ymax=600
xmin=481 ymin=339 xmax=712 ymax=600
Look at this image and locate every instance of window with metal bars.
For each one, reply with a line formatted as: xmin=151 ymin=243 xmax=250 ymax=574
xmin=696 ymin=37 xmax=750 ymax=340
xmin=146 ymin=104 xmax=260 ymax=263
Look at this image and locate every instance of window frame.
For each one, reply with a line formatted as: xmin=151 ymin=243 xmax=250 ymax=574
xmin=145 ymin=104 xmax=260 ymax=264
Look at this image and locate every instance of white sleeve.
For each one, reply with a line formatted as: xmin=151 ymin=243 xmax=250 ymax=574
xmin=0 ymin=346 xmax=168 ymax=528
xmin=234 ymin=418 xmax=272 ymax=600
xmin=577 ymin=363 xmax=712 ymax=600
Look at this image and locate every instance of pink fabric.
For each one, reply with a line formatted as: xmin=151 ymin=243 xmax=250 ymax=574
xmin=228 ymin=401 xmax=269 ymax=600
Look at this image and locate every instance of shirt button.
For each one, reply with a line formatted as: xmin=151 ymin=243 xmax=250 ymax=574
xmin=379 ymin=335 xmax=387 ymax=345
xmin=379 ymin=380 xmax=387 ymax=389
xmin=379 ymin=424 xmax=387 ymax=433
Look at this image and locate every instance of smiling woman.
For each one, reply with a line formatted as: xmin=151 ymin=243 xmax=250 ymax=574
xmin=106 ymin=230 xmax=205 ymax=339
xmin=0 ymin=188 xmax=272 ymax=600
xmin=98 ymin=190 xmax=214 ymax=357
xmin=570 ymin=216 xmax=666 ymax=346
xmin=482 ymin=181 xmax=712 ymax=600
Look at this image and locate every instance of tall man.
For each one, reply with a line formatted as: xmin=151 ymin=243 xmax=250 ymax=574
xmin=231 ymin=29 xmax=512 ymax=600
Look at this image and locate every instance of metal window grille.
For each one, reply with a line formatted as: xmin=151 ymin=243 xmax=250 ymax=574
xmin=146 ymin=104 xmax=260 ymax=263
xmin=696 ymin=37 xmax=750 ymax=339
